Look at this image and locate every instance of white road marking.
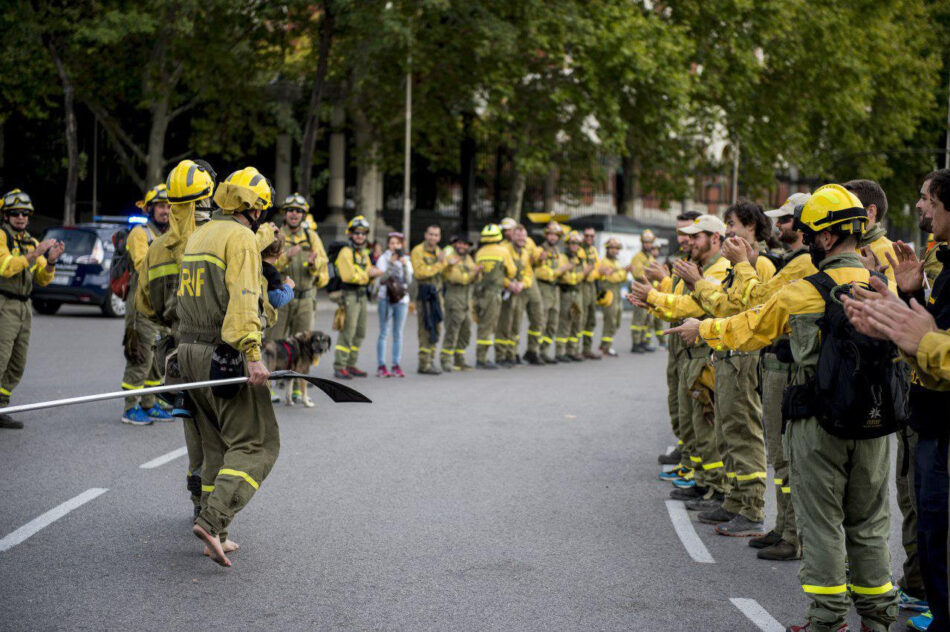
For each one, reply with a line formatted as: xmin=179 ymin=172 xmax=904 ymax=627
xmin=0 ymin=488 xmax=109 ymax=553
xmin=729 ymin=598 xmax=784 ymax=632
xmin=664 ymin=499 xmax=714 ymax=563
xmin=139 ymin=446 xmax=188 ymax=469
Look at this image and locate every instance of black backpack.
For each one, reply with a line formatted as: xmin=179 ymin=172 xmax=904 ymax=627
xmin=324 ymin=240 xmax=349 ymax=294
xmin=781 ymin=270 xmax=909 ymax=439
xmin=109 ymin=229 xmax=133 ymax=299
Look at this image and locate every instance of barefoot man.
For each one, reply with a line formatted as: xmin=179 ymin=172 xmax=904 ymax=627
xmin=176 ymin=166 xmax=277 ymax=567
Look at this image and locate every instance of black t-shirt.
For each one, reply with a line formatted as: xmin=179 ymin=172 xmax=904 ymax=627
xmin=908 ymin=246 xmax=950 ymax=439
xmin=262 ymin=261 xmax=283 ymax=292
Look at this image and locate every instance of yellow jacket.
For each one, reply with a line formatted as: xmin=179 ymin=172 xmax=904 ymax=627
xmin=727 ymin=250 xmax=816 ymax=309
xmin=629 ymin=250 xmax=654 ymax=280
xmin=909 ymin=330 xmax=950 ymax=389
xmin=534 ymin=242 xmax=565 ymax=283
xmin=559 ymin=248 xmax=586 ymax=286
xmin=276 ymin=225 xmax=329 ymax=291
xmin=411 ymin=243 xmax=445 ymax=283
xmin=0 ymin=227 xmax=54 ymax=296
xmin=580 ymin=244 xmax=600 ymax=282
xmin=126 ymin=222 xmax=162 ymax=276
xmin=693 ymin=256 xmax=776 ymax=317
xmin=505 ymin=241 xmax=534 ymax=289
xmin=859 ymin=224 xmax=896 ymax=283
xmin=525 ymin=236 xmax=542 ymax=266
xmin=442 ymin=247 xmax=476 ymax=285
xmin=647 ymin=254 xmax=731 ymax=321
xmin=336 ymin=244 xmax=371 ymax=286
xmin=135 ymin=202 xmax=196 ymax=324
xmin=697 ymin=253 xmax=876 ymax=370
xmin=176 ymin=215 xmax=265 ymax=362
xmin=475 ymin=242 xmax=518 ymax=290
xmin=599 ymin=255 xmax=628 ymax=285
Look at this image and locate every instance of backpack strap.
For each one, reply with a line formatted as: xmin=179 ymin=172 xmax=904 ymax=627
xmin=803 ymin=270 xmax=836 ymax=303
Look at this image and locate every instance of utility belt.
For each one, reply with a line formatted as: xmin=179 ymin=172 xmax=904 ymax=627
xmin=293 ymin=288 xmax=314 ymax=299
xmin=713 ymin=349 xmax=756 ymax=360
xmin=179 ymin=331 xmax=224 ymax=346
xmin=0 ymin=288 xmax=29 ymax=302
xmin=536 ymin=279 xmax=556 ymax=286
xmin=417 ymin=276 xmax=442 ymax=288
xmin=444 ymin=282 xmax=471 ymax=288
xmin=558 ymin=284 xmax=580 ymax=293
xmin=683 ymin=346 xmax=710 ymax=360
xmin=341 ymin=282 xmax=368 ymax=292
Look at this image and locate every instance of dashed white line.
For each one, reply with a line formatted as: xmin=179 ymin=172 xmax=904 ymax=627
xmin=139 ymin=446 xmax=188 ymax=469
xmin=664 ymin=499 xmax=714 ymax=563
xmin=0 ymin=488 xmax=109 ymax=553
xmin=730 ymin=598 xmax=784 ymax=632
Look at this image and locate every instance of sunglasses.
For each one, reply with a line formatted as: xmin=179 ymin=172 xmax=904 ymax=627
xmin=5 ymin=210 xmax=30 ymax=218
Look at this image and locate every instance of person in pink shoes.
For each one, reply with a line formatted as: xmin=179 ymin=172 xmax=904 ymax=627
xmin=374 ymin=232 xmax=413 ymax=377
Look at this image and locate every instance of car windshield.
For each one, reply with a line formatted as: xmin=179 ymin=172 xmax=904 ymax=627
xmin=44 ymin=228 xmax=98 ymax=256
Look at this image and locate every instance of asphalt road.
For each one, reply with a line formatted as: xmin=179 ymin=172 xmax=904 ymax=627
xmin=0 ymin=303 xmax=914 ymax=631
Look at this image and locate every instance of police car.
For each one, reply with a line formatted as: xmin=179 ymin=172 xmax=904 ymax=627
xmin=31 ymin=215 xmax=147 ymax=317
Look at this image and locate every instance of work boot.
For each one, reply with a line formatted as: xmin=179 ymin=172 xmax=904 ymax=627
xmin=715 ymin=514 xmax=766 ymax=537
xmin=476 ymin=361 xmax=499 ymax=370
xmin=347 ymin=367 xmax=368 ymax=377
xmin=333 ymin=369 xmax=352 ymax=380
xmin=698 ymin=506 xmax=736 ymax=525
xmin=749 ymin=530 xmax=782 ymax=549
xmin=786 ymin=624 xmax=850 ymax=632
xmin=757 ymin=539 xmax=801 ymax=560
xmin=658 ymin=448 xmax=682 ymax=465
xmin=512 ymin=355 xmax=523 ymax=366
xmin=456 ymin=362 xmax=474 ymax=371
xmin=418 ymin=366 xmax=442 ymax=375
xmin=569 ymin=354 xmax=584 ymax=362
xmin=0 ymin=413 xmax=23 ymax=429
xmin=555 ymin=354 xmax=570 ymax=363
xmin=583 ymin=350 xmax=602 ymax=360
xmin=541 ymin=354 xmax=557 ymax=364
xmin=523 ymin=351 xmax=543 ymax=366
xmin=670 ymin=485 xmax=707 ymax=501
xmin=685 ymin=491 xmax=724 ymax=512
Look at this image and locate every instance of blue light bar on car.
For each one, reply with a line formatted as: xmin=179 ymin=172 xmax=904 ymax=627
xmin=92 ymin=215 xmax=149 ymax=224
xmin=127 ymin=216 xmax=148 ymax=224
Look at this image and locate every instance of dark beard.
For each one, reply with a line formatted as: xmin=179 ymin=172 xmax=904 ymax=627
xmin=808 ymin=242 xmax=827 ymax=267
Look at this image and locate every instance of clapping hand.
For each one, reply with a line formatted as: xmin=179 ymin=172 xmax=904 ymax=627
xmin=884 ymin=241 xmax=924 ymax=294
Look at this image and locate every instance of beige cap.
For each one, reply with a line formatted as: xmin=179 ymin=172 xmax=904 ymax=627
xmin=500 ymin=217 xmax=517 ymax=230
xmin=766 ymin=192 xmax=811 ymax=218
xmin=679 ymin=214 xmax=727 ymax=236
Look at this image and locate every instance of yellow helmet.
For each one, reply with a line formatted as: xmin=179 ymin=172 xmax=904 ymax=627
xmin=567 ymin=230 xmax=582 ymax=244
xmin=794 ymin=184 xmax=867 ymax=236
xmin=136 ymin=183 xmax=169 ymax=210
xmin=605 ymin=237 xmax=622 ymax=249
xmin=543 ymin=221 xmax=563 ymax=236
xmin=214 ymin=166 xmax=273 ymax=214
xmin=283 ymin=192 xmax=309 ymax=213
xmin=347 ymin=215 xmax=370 ymax=233
xmin=596 ymin=289 xmax=614 ymax=307
xmin=166 ymin=160 xmax=215 ymax=204
xmin=480 ymin=223 xmax=503 ymax=243
xmin=641 ymin=229 xmax=655 ymax=243
xmin=1 ymin=189 xmax=34 ymax=214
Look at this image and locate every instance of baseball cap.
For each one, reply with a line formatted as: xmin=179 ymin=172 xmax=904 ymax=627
xmin=766 ymin=192 xmax=811 ymax=218
xmin=499 ymin=217 xmax=517 ymax=230
xmin=679 ymin=214 xmax=727 ymax=236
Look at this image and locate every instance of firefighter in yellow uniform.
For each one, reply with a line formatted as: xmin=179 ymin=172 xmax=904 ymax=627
xmin=668 ymin=185 xmax=898 ymax=632
xmin=411 ymin=225 xmax=446 ymax=374
xmin=533 ymin=223 xmax=568 ymax=364
xmin=474 ymin=224 xmax=517 ymax=368
xmin=175 ymin=166 xmax=278 ymax=567
xmin=0 ymin=190 xmax=62 ymax=428
xmin=629 ymin=215 xmax=731 ymax=503
xmin=556 ymin=231 xmax=586 ymax=362
xmin=522 ymin=229 xmax=545 ymax=365
xmin=596 ymin=238 xmax=627 ymax=356
xmin=120 ymin=185 xmax=172 ymax=425
xmin=440 ymin=235 xmax=478 ymax=371
xmin=334 ymin=216 xmax=381 ymax=378
xmin=496 ymin=224 xmax=532 ymax=366
xmin=579 ymin=227 xmax=601 ymax=358
xmin=845 ymin=179 xmax=896 ymax=284
xmin=629 ymin=230 xmax=657 ymax=353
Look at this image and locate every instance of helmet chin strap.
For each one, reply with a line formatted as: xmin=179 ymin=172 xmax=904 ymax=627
xmin=241 ymin=209 xmax=263 ymax=233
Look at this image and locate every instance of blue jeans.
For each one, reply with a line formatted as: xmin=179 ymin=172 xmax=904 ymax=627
xmin=377 ymin=299 xmax=408 ymax=367
xmin=915 ymin=436 xmax=949 ymax=631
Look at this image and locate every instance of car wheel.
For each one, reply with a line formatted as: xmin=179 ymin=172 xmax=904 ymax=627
xmin=33 ymin=299 xmax=62 ymax=315
xmin=101 ymin=290 xmax=127 ymax=318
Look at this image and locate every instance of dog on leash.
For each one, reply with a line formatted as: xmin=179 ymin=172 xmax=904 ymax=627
xmin=261 ymin=331 xmax=332 ymax=407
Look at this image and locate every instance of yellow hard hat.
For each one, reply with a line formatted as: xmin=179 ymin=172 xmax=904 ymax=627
xmin=136 ymin=183 xmax=169 ymax=210
xmin=641 ymin=229 xmax=655 ymax=243
xmin=794 ymin=184 xmax=867 ymax=236
xmin=1 ymin=189 xmax=34 ymax=214
xmin=347 ymin=215 xmax=370 ymax=233
xmin=596 ymin=289 xmax=614 ymax=307
xmin=283 ymin=192 xmax=309 ymax=212
xmin=567 ymin=230 xmax=582 ymax=244
xmin=480 ymin=223 xmax=503 ymax=243
xmin=166 ymin=160 xmax=215 ymax=204
xmin=605 ymin=237 xmax=622 ymax=249
xmin=214 ymin=167 xmax=273 ymax=214
xmin=543 ymin=221 xmax=563 ymax=236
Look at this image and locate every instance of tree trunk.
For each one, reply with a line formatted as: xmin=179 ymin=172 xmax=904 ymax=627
xmin=297 ymin=5 xmax=334 ymax=200
xmin=542 ymin=169 xmax=556 ymax=214
xmin=275 ymin=133 xmax=292 ymax=202
xmin=46 ymin=40 xmax=77 ymax=225
xmin=620 ymin=154 xmax=639 ymax=218
xmin=145 ymin=97 xmax=170 ymax=189
xmin=459 ymin=112 xmax=475 ymax=233
xmin=507 ymin=168 xmax=526 ymax=222
xmin=352 ymin=105 xmax=379 ymax=234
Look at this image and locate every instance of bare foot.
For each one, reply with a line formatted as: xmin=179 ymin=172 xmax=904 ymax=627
xmin=204 ymin=539 xmax=240 ymax=556
xmin=192 ymin=524 xmax=231 ymax=567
